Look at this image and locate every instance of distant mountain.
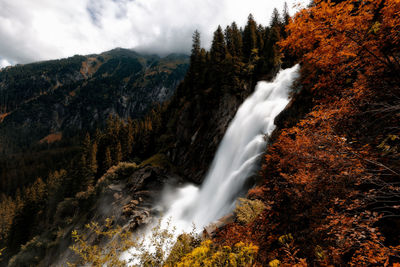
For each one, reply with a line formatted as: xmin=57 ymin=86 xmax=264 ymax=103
xmin=0 ymin=48 xmax=189 ymax=154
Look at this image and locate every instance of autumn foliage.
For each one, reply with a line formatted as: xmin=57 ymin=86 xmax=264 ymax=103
xmin=215 ymin=0 xmax=400 ymax=265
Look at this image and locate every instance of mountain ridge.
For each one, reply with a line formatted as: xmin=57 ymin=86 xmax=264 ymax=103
xmin=0 ymin=48 xmax=189 ymax=154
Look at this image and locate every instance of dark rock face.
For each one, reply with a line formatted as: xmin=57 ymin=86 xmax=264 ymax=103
xmin=171 ymin=93 xmax=245 ymax=183
xmin=0 ymin=48 xmax=189 ymax=153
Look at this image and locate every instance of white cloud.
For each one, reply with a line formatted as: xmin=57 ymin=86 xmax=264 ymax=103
xmin=0 ymin=58 xmax=11 ymax=68
xmin=0 ymin=0 xmax=308 ymax=65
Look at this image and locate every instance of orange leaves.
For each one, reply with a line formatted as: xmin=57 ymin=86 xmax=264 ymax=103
xmin=281 ymin=0 xmax=400 ymax=97
xmin=319 ymin=208 xmax=394 ymax=266
xmin=217 ymin=1 xmax=400 ymax=265
xmin=247 ymin=186 xmax=266 ymax=200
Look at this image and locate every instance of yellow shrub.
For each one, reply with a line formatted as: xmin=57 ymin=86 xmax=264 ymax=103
xmin=269 ymin=259 xmax=281 ymax=267
xmin=235 ymin=198 xmax=266 ymax=224
xmin=174 ymin=240 xmax=258 ymax=267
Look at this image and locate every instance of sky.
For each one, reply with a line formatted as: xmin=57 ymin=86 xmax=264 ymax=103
xmin=0 ymin=0 xmax=308 ymax=68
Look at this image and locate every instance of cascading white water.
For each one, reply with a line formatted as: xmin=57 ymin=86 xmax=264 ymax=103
xmin=123 ymin=65 xmax=300 ymax=264
xmin=161 ymin=64 xmax=300 ymax=232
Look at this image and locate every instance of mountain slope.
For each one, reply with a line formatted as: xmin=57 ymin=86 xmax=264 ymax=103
xmin=0 ymin=48 xmax=189 ymax=154
xmin=0 ymin=13 xmax=288 ymax=266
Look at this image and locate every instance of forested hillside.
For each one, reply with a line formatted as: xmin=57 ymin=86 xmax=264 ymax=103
xmin=0 ymin=49 xmax=188 ymax=154
xmin=0 ymin=49 xmax=188 ymax=196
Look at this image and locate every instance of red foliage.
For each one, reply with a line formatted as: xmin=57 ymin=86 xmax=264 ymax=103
xmin=215 ymin=0 xmax=400 ymax=265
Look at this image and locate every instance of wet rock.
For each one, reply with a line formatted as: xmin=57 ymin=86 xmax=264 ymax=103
xmin=203 ymin=213 xmax=234 ymax=238
xmin=127 ymin=209 xmax=152 ymax=231
xmin=108 ymin=183 xmax=124 ymax=192
xmin=123 ymin=199 xmax=153 ymax=231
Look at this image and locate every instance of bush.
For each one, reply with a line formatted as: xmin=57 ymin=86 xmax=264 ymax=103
xmin=165 ymin=232 xmax=201 ymax=266
xmin=174 ymin=240 xmax=258 ymax=267
xmin=234 ymin=198 xmax=266 ymax=225
xmin=69 ymin=217 xmax=178 ymax=267
xmin=69 ymin=216 xmax=258 ymax=267
xmin=96 ymin=162 xmax=138 ymax=186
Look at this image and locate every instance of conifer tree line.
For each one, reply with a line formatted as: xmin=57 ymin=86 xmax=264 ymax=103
xmin=0 ymin=6 xmax=292 ymax=262
xmin=184 ymin=4 xmax=291 ymax=96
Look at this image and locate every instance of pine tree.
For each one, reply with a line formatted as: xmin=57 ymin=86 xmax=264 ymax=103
xmin=225 ymin=25 xmax=234 ymax=57
xmin=230 ymin=22 xmax=243 ymax=58
xmin=210 ymin=25 xmax=226 ymax=64
xmin=190 ymin=30 xmax=201 ymax=65
xmin=243 ymin=14 xmax=258 ymax=60
xmin=282 ymin=2 xmax=290 ymax=26
xmin=188 ymin=30 xmax=202 ymax=85
xmin=264 ymin=26 xmax=282 ymax=70
xmin=270 ymin=8 xmax=282 ymax=28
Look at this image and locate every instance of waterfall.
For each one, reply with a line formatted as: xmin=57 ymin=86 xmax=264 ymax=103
xmin=123 ymin=64 xmax=300 ymax=264
xmin=162 ymin=64 xmax=300 ymax=232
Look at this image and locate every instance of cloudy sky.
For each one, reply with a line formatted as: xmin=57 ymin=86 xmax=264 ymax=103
xmin=0 ymin=0 xmax=308 ymax=68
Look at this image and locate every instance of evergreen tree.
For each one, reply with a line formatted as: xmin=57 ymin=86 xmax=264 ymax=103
xmin=270 ymin=8 xmax=282 ymax=28
xmin=243 ymin=14 xmax=258 ymax=60
xmin=225 ymin=22 xmax=243 ymax=59
xmin=190 ymin=30 xmax=201 ymax=65
xmin=283 ymin=2 xmax=290 ymax=26
xmin=210 ymin=26 xmax=226 ymax=64
xmin=187 ymin=29 xmax=202 ymax=87
xmin=264 ymin=26 xmax=282 ymax=70
xmin=230 ymin=22 xmax=243 ymax=58
xmin=225 ymin=25 xmax=234 ymax=57
xmin=256 ymin=24 xmax=265 ymax=51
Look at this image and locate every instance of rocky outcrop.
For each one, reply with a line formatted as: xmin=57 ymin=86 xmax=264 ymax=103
xmin=122 ymin=200 xmax=151 ymax=231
